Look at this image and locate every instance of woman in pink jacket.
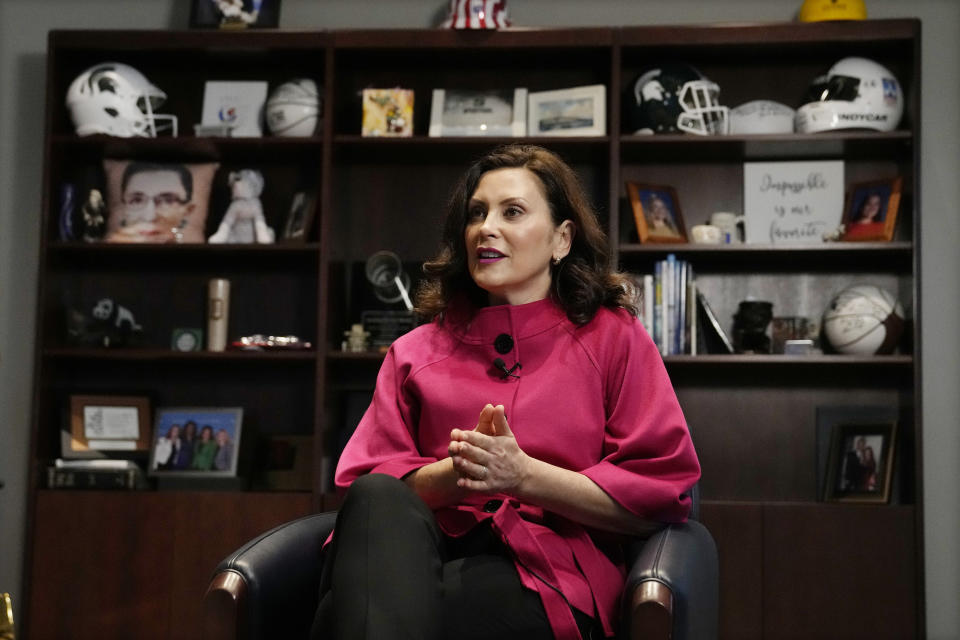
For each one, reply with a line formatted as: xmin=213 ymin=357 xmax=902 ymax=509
xmin=311 ymin=144 xmax=701 ymax=640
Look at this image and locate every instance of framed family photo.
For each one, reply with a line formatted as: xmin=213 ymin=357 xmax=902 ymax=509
xmin=190 ymin=0 xmax=281 ymax=29
xmin=148 ymin=407 xmax=243 ymax=477
xmin=429 ymin=88 xmax=527 ymax=137
xmin=840 ymin=177 xmax=902 ymax=242
xmin=66 ymin=394 xmax=152 ymax=457
xmin=823 ymin=421 xmax=898 ymax=503
xmin=527 ymin=84 xmax=606 ymax=137
xmin=626 ymin=182 xmax=687 ymax=243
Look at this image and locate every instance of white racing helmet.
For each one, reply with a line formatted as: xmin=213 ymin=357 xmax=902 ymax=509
xmin=266 ymin=79 xmax=322 ymax=137
xmin=729 ymin=100 xmax=795 ymax=134
xmin=441 ymin=0 xmax=510 ymax=29
xmin=629 ymin=64 xmax=729 ymax=136
xmin=66 ymin=62 xmax=178 ymax=137
xmin=795 ymin=57 xmax=903 ymax=133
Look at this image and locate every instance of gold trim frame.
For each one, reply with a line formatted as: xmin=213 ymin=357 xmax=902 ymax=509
xmin=841 ymin=176 xmax=902 ymax=242
xmin=68 ymin=394 xmax=152 ymax=455
xmin=626 ymin=182 xmax=687 ymax=244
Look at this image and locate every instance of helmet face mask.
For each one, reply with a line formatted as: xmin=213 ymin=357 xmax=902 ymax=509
xmin=67 ymin=63 xmax=178 ymax=138
xmin=795 ymin=57 xmax=903 ymax=133
xmin=677 ymin=80 xmax=729 ymax=135
xmin=629 ymin=65 xmax=729 ymax=136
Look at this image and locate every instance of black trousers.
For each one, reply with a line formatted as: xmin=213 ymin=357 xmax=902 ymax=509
xmin=310 ymin=473 xmax=597 ymax=640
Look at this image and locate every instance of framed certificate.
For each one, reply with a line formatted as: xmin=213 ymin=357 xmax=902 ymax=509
xmin=428 ymin=88 xmax=527 ymax=137
xmin=67 ymin=395 xmax=152 ymax=456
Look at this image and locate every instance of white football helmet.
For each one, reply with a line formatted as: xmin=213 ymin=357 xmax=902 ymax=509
xmin=66 ymin=62 xmax=178 ymax=137
xmin=630 ymin=64 xmax=729 ymax=136
xmin=795 ymin=57 xmax=903 ymax=133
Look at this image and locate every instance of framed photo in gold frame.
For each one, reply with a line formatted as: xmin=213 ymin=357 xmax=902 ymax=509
xmin=626 ymin=182 xmax=687 ymax=244
xmin=823 ymin=421 xmax=898 ymax=504
xmin=67 ymin=394 xmax=152 ymax=457
xmin=840 ymin=177 xmax=902 ymax=242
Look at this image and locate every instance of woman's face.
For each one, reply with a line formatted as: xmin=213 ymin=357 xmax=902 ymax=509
xmin=860 ymin=194 xmax=882 ymax=221
xmin=116 ymin=170 xmax=194 ymax=242
xmin=650 ymin=196 xmax=669 ymax=222
xmin=464 ymin=167 xmax=572 ymax=306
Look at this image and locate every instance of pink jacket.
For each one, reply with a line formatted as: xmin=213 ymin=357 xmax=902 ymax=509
xmin=336 ymin=297 xmax=701 ymax=639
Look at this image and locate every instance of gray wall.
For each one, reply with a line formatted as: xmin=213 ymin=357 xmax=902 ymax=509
xmin=1 ymin=0 xmax=956 ymax=637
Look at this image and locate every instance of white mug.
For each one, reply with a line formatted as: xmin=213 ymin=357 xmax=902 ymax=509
xmin=690 ymin=224 xmax=722 ymax=244
xmin=709 ymin=212 xmax=745 ymax=244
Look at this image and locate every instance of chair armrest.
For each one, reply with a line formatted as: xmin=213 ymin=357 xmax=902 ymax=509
xmin=202 ymin=511 xmax=337 ymax=640
xmin=622 ymin=520 xmax=719 ymax=640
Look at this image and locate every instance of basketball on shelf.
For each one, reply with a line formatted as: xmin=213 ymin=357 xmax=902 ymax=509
xmin=822 ymin=284 xmax=905 ymax=355
xmin=265 ymin=79 xmax=321 ymax=137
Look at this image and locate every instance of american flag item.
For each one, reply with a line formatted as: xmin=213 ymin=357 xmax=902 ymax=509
xmin=441 ymin=0 xmax=510 ymax=29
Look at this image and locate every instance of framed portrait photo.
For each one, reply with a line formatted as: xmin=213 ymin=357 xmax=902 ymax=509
xmin=190 ymin=0 xmax=281 ymax=29
xmin=280 ymin=191 xmax=316 ymax=243
xmin=66 ymin=394 xmax=152 ymax=457
xmin=148 ymin=407 xmax=243 ymax=477
xmin=824 ymin=421 xmax=898 ymax=504
xmin=428 ymin=88 xmax=527 ymax=137
xmin=841 ymin=177 xmax=902 ymax=242
xmin=626 ymin=182 xmax=687 ymax=243
xmin=527 ymin=84 xmax=606 ymax=137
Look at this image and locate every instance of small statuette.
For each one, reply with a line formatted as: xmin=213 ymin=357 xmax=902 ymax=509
xmin=342 ymin=324 xmax=371 ymax=353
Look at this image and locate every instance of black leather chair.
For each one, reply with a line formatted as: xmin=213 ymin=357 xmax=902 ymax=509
xmin=202 ymin=487 xmax=717 ymax=640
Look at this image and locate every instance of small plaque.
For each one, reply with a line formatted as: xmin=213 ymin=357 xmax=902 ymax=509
xmin=361 ymin=310 xmax=416 ymax=349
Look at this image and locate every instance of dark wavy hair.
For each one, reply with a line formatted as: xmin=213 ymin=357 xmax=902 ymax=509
xmin=416 ymin=144 xmax=636 ymax=325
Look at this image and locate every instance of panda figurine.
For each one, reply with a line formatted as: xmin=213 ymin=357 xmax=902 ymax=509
xmin=88 ymin=297 xmax=142 ymax=347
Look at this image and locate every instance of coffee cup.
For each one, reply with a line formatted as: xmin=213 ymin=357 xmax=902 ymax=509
xmin=690 ymin=224 xmax=722 ymax=244
xmin=709 ymin=212 xmax=744 ymax=244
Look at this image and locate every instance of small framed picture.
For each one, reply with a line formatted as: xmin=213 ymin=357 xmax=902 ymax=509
xmin=824 ymin=421 xmax=898 ymax=503
xmin=626 ymin=182 xmax=687 ymax=243
xmin=361 ymin=88 xmax=415 ymax=137
xmin=527 ymin=84 xmax=606 ymax=137
xmin=280 ymin=191 xmax=316 ymax=243
xmin=67 ymin=394 xmax=152 ymax=457
xmin=148 ymin=407 xmax=243 ymax=477
xmin=428 ymin=88 xmax=527 ymax=137
xmin=840 ymin=177 xmax=902 ymax=242
xmin=190 ymin=0 xmax=281 ymax=29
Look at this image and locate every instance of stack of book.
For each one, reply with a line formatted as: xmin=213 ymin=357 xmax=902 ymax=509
xmin=46 ymin=459 xmax=146 ymax=490
xmin=636 ymin=254 xmax=735 ymax=356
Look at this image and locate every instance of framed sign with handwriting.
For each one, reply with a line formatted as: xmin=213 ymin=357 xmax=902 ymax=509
xmin=743 ymin=160 xmax=844 ymax=244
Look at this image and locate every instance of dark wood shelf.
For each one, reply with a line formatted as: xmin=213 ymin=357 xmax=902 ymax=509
xmin=666 ymin=354 xmax=912 ymax=366
xmin=617 ymin=241 xmax=914 ymax=271
xmin=47 ymin=241 xmax=321 ymax=255
xmin=43 ymin=347 xmax=317 ymax=361
xmin=619 ymin=130 xmax=914 ymax=161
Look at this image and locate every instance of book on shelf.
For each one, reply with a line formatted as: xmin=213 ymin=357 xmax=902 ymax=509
xmin=46 ymin=460 xmax=145 ymax=490
xmin=696 ymin=291 xmax=735 ymax=354
xmin=639 ymin=254 xmax=698 ymax=356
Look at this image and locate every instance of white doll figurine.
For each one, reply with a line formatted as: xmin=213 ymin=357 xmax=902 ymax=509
xmin=209 ymin=169 xmax=274 ymax=244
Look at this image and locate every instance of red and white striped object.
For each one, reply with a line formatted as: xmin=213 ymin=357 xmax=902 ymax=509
xmin=441 ymin=0 xmax=510 ymax=29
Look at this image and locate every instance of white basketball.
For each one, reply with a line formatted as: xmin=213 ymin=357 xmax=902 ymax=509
xmin=266 ymin=79 xmax=321 ymax=137
xmin=822 ymin=285 xmax=905 ymax=355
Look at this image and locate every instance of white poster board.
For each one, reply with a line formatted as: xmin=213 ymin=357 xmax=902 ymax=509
xmin=743 ymin=161 xmax=844 ymax=244
xmin=202 ymin=81 xmax=268 ymax=137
